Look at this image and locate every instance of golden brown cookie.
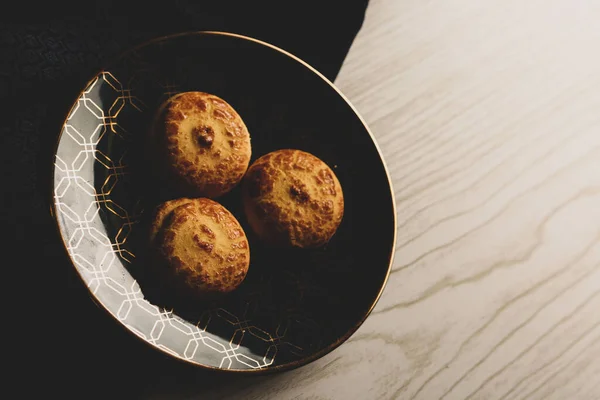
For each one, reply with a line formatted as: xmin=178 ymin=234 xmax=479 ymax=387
xmin=150 ymin=92 xmax=251 ymax=198
xmin=242 ymin=149 xmax=344 ymax=248
xmin=155 ymin=198 xmax=250 ymax=295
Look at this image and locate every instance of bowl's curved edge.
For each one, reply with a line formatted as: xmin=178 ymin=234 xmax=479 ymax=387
xmin=49 ymin=30 xmax=397 ymax=374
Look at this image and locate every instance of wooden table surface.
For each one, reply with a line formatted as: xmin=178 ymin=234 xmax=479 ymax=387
xmin=146 ymin=1 xmax=600 ymax=398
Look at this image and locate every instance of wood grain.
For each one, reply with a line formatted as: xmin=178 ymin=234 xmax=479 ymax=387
xmin=144 ymin=0 xmax=600 ymax=398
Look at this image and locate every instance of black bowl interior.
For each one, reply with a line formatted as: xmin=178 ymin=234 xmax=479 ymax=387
xmin=52 ymin=32 xmax=395 ymax=372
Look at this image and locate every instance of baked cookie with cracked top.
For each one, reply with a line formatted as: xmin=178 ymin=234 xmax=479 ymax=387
xmin=151 ymin=198 xmax=250 ymax=296
xmin=242 ymin=149 xmax=344 ymax=248
xmin=151 ymin=91 xmax=251 ymax=198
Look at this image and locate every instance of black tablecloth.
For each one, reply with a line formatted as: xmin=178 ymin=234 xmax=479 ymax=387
xmin=2 ymin=1 xmax=368 ymax=397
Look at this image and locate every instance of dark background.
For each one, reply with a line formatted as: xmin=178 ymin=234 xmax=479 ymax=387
xmin=1 ymin=1 xmax=369 ymax=398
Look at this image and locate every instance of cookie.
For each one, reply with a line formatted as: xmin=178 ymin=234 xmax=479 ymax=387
xmin=242 ymin=149 xmax=344 ymax=248
xmin=154 ymin=198 xmax=250 ymax=295
xmin=150 ymin=92 xmax=251 ymax=198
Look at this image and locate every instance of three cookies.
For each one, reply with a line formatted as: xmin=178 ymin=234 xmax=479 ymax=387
xmin=148 ymin=91 xmax=344 ymax=298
